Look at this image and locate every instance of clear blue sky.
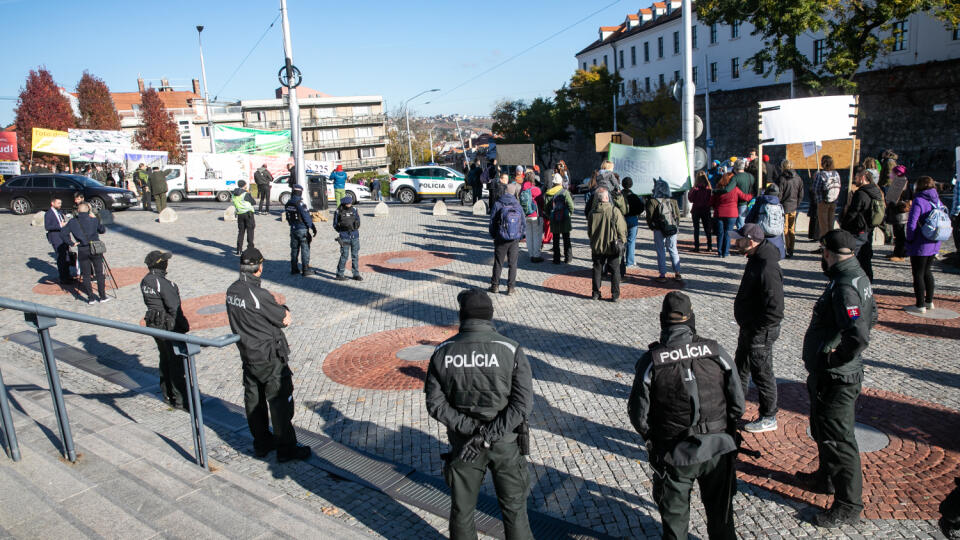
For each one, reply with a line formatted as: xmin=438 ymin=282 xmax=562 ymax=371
xmin=2 ymin=0 xmax=628 ymax=126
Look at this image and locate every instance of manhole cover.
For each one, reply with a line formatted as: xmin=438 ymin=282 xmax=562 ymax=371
xmin=902 ymin=307 xmax=960 ymax=320
xmin=396 ymin=344 xmax=436 ymax=362
xmin=386 ymin=257 xmax=415 ymax=264
xmin=196 ymin=304 xmax=227 ymax=315
xmin=806 ymin=422 xmax=890 ymax=453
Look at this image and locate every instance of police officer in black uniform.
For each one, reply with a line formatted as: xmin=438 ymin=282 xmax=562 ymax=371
xmin=424 ymin=288 xmax=533 ymax=540
xmin=140 ymin=250 xmax=190 ymax=409
xmin=799 ymin=229 xmax=876 ymax=527
xmin=284 ymin=185 xmax=317 ymax=276
xmin=628 ymin=291 xmax=744 ymax=540
xmin=225 ymin=248 xmax=311 ymax=462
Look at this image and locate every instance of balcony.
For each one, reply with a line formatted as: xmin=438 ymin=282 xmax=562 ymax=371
xmin=303 ymin=136 xmax=385 ymax=151
xmin=244 ymin=114 xmax=386 ymax=130
xmin=338 ymin=156 xmax=389 ymax=170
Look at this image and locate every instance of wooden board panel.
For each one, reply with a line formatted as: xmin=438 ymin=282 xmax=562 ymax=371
xmin=785 ymin=138 xmax=860 ymax=170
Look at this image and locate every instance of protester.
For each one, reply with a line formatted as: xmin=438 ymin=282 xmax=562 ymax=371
xmin=588 ymin=188 xmax=627 ymax=301
xmin=745 ymin=184 xmax=786 ymax=259
xmin=776 ymin=159 xmax=804 ymax=258
xmin=133 ymin=163 xmax=151 ymax=211
xmin=519 ymin=171 xmax=544 ymax=263
xmin=733 ymin=223 xmax=784 ymax=433
xmin=905 ymin=176 xmax=946 ymax=313
xmin=595 ymin=160 xmax=621 ymax=194
xmin=65 ymin=202 xmax=108 ymax=304
xmin=628 ymin=291 xmax=744 ymax=540
xmin=732 ymin=160 xmax=756 ymax=228
xmin=812 ymin=155 xmax=842 ymax=244
xmin=466 ymin=160 xmax=482 ymax=205
xmin=232 ymin=180 xmax=257 ymax=256
xmin=544 ymin=173 xmax=574 ymax=264
xmin=687 ymin=172 xmax=713 ymax=253
xmin=44 ymin=196 xmax=72 ymax=284
xmin=621 ymin=177 xmax=645 ymax=270
xmin=489 ymin=182 xmax=525 ymax=295
xmin=888 ymin=165 xmax=912 ymax=262
xmin=140 ymin=250 xmax=190 ymax=410
xmin=371 ymin=176 xmax=381 ymax=202
xmin=331 ymin=164 xmax=348 ymax=208
xmin=286 ymin=163 xmax=297 ymax=188
xmin=483 ymin=159 xmax=501 ymax=214
xmin=555 ymin=160 xmax=570 ymax=189
xmin=646 ymin=179 xmax=682 ymax=282
xmin=951 ymin=173 xmax=960 ymax=267
xmin=800 ymin=230 xmax=876 ymax=527
xmin=424 ymin=288 xmax=533 ymax=540
xmin=254 ymin=163 xmax=274 ymax=214
xmin=333 ymin=195 xmax=362 ymax=281
xmin=712 ymin=173 xmax=750 ymax=258
xmin=148 ymin=166 xmax=168 ymax=213
xmin=840 ymin=169 xmax=884 ymax=282
xmin=284 ymin=185 xmax=317 ymax=277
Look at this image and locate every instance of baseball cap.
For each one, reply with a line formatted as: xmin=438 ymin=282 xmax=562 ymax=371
xmin=661 ymin=291 xmax=693 ymax=323
xmin=144 ymin=250 xmax=172 ymax=267
xmin=821 ymin=229 xmax=856 ymax=254
xmin=738 ymin=223 xmax=765 ymax=243
xmin=240 ymin=247 xmax=264 ymax=265
xmin=292 ymin=184 xmax=303 ymax=192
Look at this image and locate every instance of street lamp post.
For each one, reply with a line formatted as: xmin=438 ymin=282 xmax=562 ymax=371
xmin=196 ymin=26 xmax=217 ymax=154
xmin=403 ymin=89 xmax=439 ymax=167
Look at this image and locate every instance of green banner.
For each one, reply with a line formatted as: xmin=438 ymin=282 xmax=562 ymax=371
xmin=606 ymin=141 xmax=692 ymax=195
xmin=214 ymin=125 xmax=292 ymax=156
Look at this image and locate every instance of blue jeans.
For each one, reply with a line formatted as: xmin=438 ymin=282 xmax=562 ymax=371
xmin=625 ymin=216 xmax=639 ymax=267
xmin=716 ymin=217 xmax=737 ymax=257
xmin=337 ymin=236 xmax=360 ymax=277
xmin=290 ymin=227 xmax=310 ymax=269
xmin=736 ymin=203 xmax=748 ymax=229
xmin=653 ymin=230 xmax=680 ymax=276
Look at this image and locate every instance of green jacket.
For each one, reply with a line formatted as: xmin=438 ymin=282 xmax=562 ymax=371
xmin=148 ymin=170 xmax=168 ymax=195
xmin=544 ymin=185 xmax=575 ymax=234
xmin=587 ymin=201 xmax=627 ymax=255
xmin=802 ymin=257 xmax=877 ymax=383
xmin=134 ymin=169 xmax=149 ymax=186
xmin=732 ymin=171 xmax=755 ymax=196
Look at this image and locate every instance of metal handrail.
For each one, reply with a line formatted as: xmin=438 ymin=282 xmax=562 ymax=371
xmin=0 ymin=296 xmax=240 ymax=470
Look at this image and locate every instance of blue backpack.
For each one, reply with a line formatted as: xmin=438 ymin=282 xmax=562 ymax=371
xmin=921 ymin=202 xmax=953 ymax=242
xmin=498 ymin=205 xmax=525 ymax=241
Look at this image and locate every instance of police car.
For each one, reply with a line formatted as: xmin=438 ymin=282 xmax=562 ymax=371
xmin=390 ymin=166 xmax=466 ymax=204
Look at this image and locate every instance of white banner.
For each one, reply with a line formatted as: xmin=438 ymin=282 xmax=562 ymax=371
xmin=607 ymin=141 xmax=691 ymax=195
xmin=69 ymin=129 xmax=131 ymax=163
xmin=186 ymin=152 xmax=250 ymax=184
xmin=759 ymin=95 xmax=857 ymax=146
xmin=124 ymin=150 xmax=168 ymax=170
xmin=0 ymin=161 xmax=21 ymax=177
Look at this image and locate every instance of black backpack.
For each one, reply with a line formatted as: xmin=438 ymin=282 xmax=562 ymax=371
xmin=647 ymin=337 xmax=729 ymax=444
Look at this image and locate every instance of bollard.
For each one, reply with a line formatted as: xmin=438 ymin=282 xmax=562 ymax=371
xmin=432 ymin=200 xmax=448 ymax=216
xmin=223 ymin=205 xmax=237 ymax=222
xmin=472 ymin=200 xmax=487 ymax=216
xmin=159 ymin=207 xmax=178 ymax=223
xmin=374 ymin=201 xmax=389 ymax=217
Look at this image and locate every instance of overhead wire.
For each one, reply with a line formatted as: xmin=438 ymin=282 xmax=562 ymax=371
xmin=213 ymin=13 xmax=281 ymax=101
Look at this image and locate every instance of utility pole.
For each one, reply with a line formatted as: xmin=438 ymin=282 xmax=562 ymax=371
xmin=454 ymin=117 xmax=467 ymax=163
xmin=704 ymin=54 xmax=712 ymax=165
xmin=611 ymin=43 xmax=619 ymax=132
xmin=403 ymin=88 xmax=440 ymax=167
xmin=428 ymin=128 xmax=435 ymax=163
xmin=681 ymin=0 xmax=695 ymax=186
xmin=196 ymin=26 xmax=217 ymax=154
xmin=279 ymin=0 xmax=308 ymax=208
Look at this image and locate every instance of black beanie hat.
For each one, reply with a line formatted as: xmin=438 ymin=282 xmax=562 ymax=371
xmin=660 ymin=291 xmax=693 ymax=324
xmin=457 ymin=288 xmax=494 ymax=321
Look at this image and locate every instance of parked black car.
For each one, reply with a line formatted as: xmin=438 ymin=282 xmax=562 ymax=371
xmin=0 ymin=174 xmax=138 ymax=215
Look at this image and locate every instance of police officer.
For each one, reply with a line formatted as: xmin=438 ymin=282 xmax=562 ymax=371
xmin=225 ymin=248 xmax=311 ymax=462
xmin=140 ymin=250 xmax=190 ymax=410
xmin=628 ymin=291 xmax=744 ymax=540
xmin=799 ymin=229 xmax=876 ymax=527
xmin=133 ymin=164 xmax=151 ymax=211
xmin=232 ymin=180 xmax=257 ymax=256
xmin=424 ymin=288 xmax=533 ymax=540
xmin=284 ymin=185 xmax=316 ymax=276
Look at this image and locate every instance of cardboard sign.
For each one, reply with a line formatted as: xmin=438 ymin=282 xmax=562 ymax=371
xmin=595 ymin=132 xmax=634 ymax=153
xmin=785 ymin=138 xmax=860 ymax=170
xmin=495 ymin=144 xmax=535 ymax=167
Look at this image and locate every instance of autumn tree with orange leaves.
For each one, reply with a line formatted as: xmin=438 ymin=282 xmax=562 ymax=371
xmin=13 ymin=67 xmax=76 ymax=160
xmin=76 ymin=71 xmax=121 ymax=130
xmin=133 ymin=88 xmax=183 ymax=162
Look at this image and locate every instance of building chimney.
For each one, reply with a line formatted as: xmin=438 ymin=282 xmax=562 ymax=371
xmin=160 ymin=78 xmax=170 ymax=91
xmin=192 ymin=79 xmax=200 ymax=94
xmin=137 ymin=77 xmax=145 ymax=93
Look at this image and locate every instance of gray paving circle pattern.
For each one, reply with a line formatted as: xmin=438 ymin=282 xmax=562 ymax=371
xmin=905 ymin=306 xmax=960 ymax=320
xmin=806 ymin=422 xmax=891 ymax=453
xmin=395 ymin=344 xmax=436 ymax=362
xmin=196 ymin=304 xmax=227 ymax=315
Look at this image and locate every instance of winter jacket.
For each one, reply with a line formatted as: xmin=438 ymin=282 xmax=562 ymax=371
xmin=596 ymin=169 xmax=621 ymax=193
xmin=813 ymin=170 xmax=841 ymax=204
xmin=330 ymin=170 xmax=347 ymax=190
xmin=544 ymin=185 xmax=575 ymax=234
xmin=711 ymin=186 xmax=752 ymax=218
xmin=587 ymin=201 xmax=627 ymax=255
xmin=734 ymin=240 xmax=784 ymax=329
xmin=732 ymin=172 xmax=755 ymax=197
xmin=776 ymin=169 xmax=804 ymax=214
xmin=745 ymin=194 xmax=780 ymax=225
xmin=231 ymin=188 xmax=256 ymax=215
xmin=687 ymin=185 xmax=712 ymax=215
xmin=333 ymin=204 xmax=361 ymax=240
xmin=148 ymin=170 xmax=168 ymax=195
xmin=520 ymin=181 xmax=541 ymax=218
xmin=489 ymin=192 xmax=525 ymax=242
xmin=905 ymin=188 xmax=943 ymax=257
xmin=841 ymin=183 xmax=883 ymax=235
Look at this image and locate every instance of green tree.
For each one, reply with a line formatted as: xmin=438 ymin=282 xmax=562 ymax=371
xmin=622 ymin=86 xmax=681 ymax=146
xmin=491 ymin=100 xmax=527 ymax=142
xmin=517 ymin=97 xmax=570 ymax=171
xmin=385 ymin=107 xmax=432 ymax=173
xmin=555 ymin=65 xmax=622 ymax=134
xmin=697 ymin=0 xmax=960 ymax=91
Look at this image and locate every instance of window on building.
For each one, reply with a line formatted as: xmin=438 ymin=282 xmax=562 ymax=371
xmin=731 ymin=20 xmax=741 ymax=39
xmin=619 ymin=49 xmax=624 ymax=68
xmin=360 ymin=147 xmax=376 ymax=159
xmin=320 ymin=150 xmax=340 ymax=161
xmin=318 ymin=129 xmax=338 ymax=141
xmin=644 ymin=41 xmax=650 ymax=62
xmin=692 ymin=25 xmax=698 ymax=49
xmin=659 ymin=73 xmax=665 ymax=87
xmin=954 ymin=27 xmax=960 ymax=40
xmin=352 ymin=105 xmax=371 ymax=116
xmin=753 ymin=59 xmax=764 ymax=75
xmin=355 ymin=126 xmax=373 ymax=138
xmin=692 ymin=66 xmax=699 ymax=85
xmin=620 ymin=82 xmax=626 ymax=95
xmin=813 ymin=39 xmax=826 ymax=65
xmin=645 ymin=77 xmax=651 ymax=92
xmin=710 ymin=62 xmax=718 ymax=82
xmin=731 ymin=57 xmax=740 ymax=79
xmin=131 ymin=104 xmax=140 ymax=112
xmin=582 ymin=62 xmax=587 ymax=70
xmin=199 ymin=126 xmax=210 ymax=137
xmin=892 ymin=20 xmax=908 ymax=51
xmin=631 ymin=45 xmax=637 ymax=65
xmin=658 ymin=36 xmax=664 ymax=58
xmin=603 ymin=54 xmax=608 ymax=66
xmin=593 ymin=58 xmax=597 ymax=66
xmin=710 ymin=23 xmax=718 ymax=44
xmin=673 ymin=31 xmax=680 ymax=54
xmin=631 ymin=79 xmax=638 ymax=95
xmin=673 ymin=70 xmax=680 ymax=81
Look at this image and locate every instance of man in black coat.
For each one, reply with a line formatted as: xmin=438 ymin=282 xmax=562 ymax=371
xmin=733 ymin=223 xmax=784 ymax=434
xmin=776 ymin=160 xmax=805 ymax=257
xmin=44 ymin=196 xmax=73 ymax=283
xmin=65 ymin=202 xmax=108 ymax=304
xmin=140 ymin=251 xmax=190 ymax=409
xmin=254 ymin=164 xmax=274 ymax=214
xmin=840 ymin=169 xmax=884 ymax=282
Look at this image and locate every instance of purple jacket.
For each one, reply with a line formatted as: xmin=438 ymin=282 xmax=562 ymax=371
xmin=905 ymin=188 xmax=942 ymax=257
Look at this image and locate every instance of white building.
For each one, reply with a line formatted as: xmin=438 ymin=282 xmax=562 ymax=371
xmin=575 ymin=1 xmax=960 ymax=100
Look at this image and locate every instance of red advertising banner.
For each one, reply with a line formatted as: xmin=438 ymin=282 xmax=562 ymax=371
xmin=0 ymin=132 xmax=17 ymax=161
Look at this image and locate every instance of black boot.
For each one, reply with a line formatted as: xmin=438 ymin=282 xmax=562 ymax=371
xmin=291 ymin=263 xmax=300 ymax=275
xmin=301 ymin=265 xmax=311 ymax=277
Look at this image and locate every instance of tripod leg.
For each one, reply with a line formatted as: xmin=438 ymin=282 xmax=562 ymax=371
xmin=102 ymin=256 xmax=120 ymax=296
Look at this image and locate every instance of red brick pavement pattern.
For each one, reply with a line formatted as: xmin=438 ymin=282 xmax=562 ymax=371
xmin=541 ymin=267 xmax=682 ymax=299
xmin=323 ymin=325 xmax=458 ymax=390
xmin=137 ymin=292 xmax=287 ymax=331
xmin=358 ymin=250 xmax=456 ymax=274
xmin=33 ymin=266 xmax=148 ymax=295
xmin=738 ymin=382 xmax=960 ymax=519
xmin=874 ymin=291 xmax=960 ymax=340
xmin=676 ymin=237 xmax=736 ymax=254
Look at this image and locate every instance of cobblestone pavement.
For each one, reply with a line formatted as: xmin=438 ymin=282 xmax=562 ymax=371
xmin=1 ymin=198 xmax=958 ymax=539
